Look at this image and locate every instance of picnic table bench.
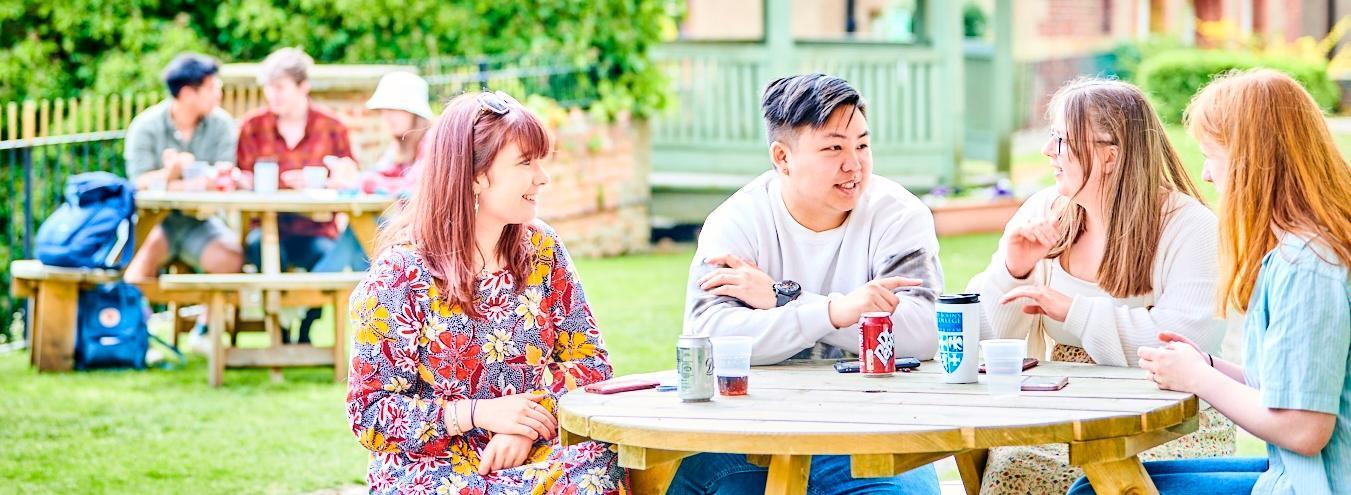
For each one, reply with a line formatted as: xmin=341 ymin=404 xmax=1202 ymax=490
xmin=158 ymin=272 xmax=366 ymax=387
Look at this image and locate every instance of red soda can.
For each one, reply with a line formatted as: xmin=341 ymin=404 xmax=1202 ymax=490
xmin=859 ymin=312 xmax=895 ymax=376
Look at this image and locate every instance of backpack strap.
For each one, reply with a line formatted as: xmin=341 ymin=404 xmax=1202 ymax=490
xmin=148 ymin=334 xmax=186 ymax=370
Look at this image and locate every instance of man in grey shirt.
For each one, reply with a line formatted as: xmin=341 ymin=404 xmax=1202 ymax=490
xmin=123 ymin=53 xmax=243 ymax=282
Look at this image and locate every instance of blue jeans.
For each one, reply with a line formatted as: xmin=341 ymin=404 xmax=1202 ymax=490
xmin=311 ymin=226 xmax=371 ymax=273
xmin=245 ymin=228 xmax=336 ymax=344
xmin=1067 ymin=457 xmax=1266 ymax=495
xmin=667 ymin=453 xmax=940 ymax=495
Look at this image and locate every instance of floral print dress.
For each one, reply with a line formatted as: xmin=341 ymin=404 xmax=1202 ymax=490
xmin=346 ymin=223 xmax=629 ymax=495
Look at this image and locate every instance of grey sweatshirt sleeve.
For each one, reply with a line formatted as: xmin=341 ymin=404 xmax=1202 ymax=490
xmin=682 ymin=213 xmax=838 ymax=365
xmin=817 ymin=209 xmax=943 ymax=360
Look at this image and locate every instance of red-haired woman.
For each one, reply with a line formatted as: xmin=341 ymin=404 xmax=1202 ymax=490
xmin=345 ymin=91 xmax=627 ymax=495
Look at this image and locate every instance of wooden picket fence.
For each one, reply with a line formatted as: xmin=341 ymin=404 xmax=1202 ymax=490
xmin=0 ymin=86 xmax=269 ymax=144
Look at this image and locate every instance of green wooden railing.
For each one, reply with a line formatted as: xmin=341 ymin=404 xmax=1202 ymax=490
xmin=650 ymin=41 xmax=960 ymax=188
xmin=648 ymin=0 xmax=967 ymax=189
xmin=648 ymin=0 xmax=1015 ymax=191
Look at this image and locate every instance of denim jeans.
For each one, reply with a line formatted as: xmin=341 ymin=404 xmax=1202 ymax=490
xmin=667 ymin=453 xmax=940 ymax=495
xmin=1067 ymin=457 xmax=1266 ymax=495
xmin=245 ymin=228 xmax=336 ymax=344
xmin=311 ymin=226 xmax=371 ymax=273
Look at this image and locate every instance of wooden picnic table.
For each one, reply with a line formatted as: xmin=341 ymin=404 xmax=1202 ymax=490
xmin=134 ymin=190 xmax=394 ymax=276
xmin=136 ymin=190 xmax=394 ymax=385
xmin=558 ymin=360 xmax=1199 ymax=495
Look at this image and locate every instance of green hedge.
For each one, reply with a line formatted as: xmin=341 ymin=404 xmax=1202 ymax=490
xmin=1137 ymin=49 xmax=1340 ymax=123
xmin=0 ymin=0 xmax=677 ymax=118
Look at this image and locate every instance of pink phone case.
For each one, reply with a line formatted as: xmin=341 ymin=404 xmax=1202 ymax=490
xmin=584 ymin=379 xmax=660 ymax=395
xmin=1021 ymin=376 xmax=1068 ymax=391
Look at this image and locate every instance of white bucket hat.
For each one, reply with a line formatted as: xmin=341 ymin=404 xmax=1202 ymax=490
xmin=366 ymin=71 xmax=434 ymax=120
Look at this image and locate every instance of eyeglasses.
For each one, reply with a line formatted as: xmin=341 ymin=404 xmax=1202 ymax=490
xmin=476 ymin=90 xmax=520 ymax=117
xmin=1050 ymin=130 xmax=1116 ymax=156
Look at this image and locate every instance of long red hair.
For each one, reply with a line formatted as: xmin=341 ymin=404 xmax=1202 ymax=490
xmin=1186 ymin=69 xmax=1351 ymax=315
xmin=378 ymin=92 xmax=553 ymax=317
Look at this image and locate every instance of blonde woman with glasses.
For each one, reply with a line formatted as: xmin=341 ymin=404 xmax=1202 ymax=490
xmin=969 ymin=78 xmax=1235 ymax=493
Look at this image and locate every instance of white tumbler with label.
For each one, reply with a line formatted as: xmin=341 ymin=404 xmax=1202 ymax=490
xmin=936 ymin=293 xmax=981 ymax=383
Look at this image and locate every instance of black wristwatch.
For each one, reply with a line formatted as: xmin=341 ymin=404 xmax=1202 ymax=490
xmin=773 ymin=280 xmax=802 ymax=307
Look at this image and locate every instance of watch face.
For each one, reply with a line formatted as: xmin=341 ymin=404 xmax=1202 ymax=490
xmin=779 ymin=280 xmax=801 ymax=296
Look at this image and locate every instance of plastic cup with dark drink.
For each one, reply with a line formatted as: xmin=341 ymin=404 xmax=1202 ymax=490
xmin=711 ymin=336 xmax=752 ymax=396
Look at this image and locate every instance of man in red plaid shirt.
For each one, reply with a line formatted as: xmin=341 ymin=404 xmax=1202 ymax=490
xmin=236 ymin=47 xmax=356 ymax=344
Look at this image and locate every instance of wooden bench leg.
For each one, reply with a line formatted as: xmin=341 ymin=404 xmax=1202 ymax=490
xmin=955 ymin=448 xmax=988 ymax=495
xmin=208 ymin=291 xmax=228 ymax=387
xmin=27 ymin=294 xmax=40 ymax=367
xmin=332 ymin=290 xmax=349 ymax=382
xmin=34 ymin=281 xmax=79 ymax=372
xmin=765 ymin=455 xmax=811 ymax=495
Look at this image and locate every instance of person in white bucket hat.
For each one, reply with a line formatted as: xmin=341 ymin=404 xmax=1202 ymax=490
xmin=330 ymin=71 xmax=434 ymax=195
xmin=315 ymin=72 xmax=435 ymax=273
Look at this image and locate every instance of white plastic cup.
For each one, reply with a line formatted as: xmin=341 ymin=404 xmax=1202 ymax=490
xmin=303 ymin=166 xmax=328 ymax=190
xmin=982 ymin=339 xmax=1027 ymax=397
xmin=254 ymin=161 xmax=280 ymax=193
xmin=182 ymin=161 xmax=208 ymax=192
xmin=711 ymin=336 xmax=752 ymax=396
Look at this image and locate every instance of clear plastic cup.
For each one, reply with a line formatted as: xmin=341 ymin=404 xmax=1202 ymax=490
xmin=982 ymin=339 xmax=1027 ymax=397
xmin=711 ymin=336 xmax=752 ymax=396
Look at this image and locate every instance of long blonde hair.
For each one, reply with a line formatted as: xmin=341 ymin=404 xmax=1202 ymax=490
xmin=1047 ymin=78 xmax=1203 ymax=298
xmin=1185 ymin=69 xmax=1351 ymax=315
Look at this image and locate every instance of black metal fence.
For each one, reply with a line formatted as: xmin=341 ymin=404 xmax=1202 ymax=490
xmin=0 ymin=132 xmax=126 ymax=344
xmin=407 ymin=55 xmax=599 ymax=109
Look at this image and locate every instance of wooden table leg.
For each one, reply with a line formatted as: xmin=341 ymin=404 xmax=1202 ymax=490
xmin=34 ymin=280 xmax=79 ymax=372
xmin=208 ymin=291 xmax=228 ymax=387
xmin=955 ymin=448 xmax=988 ymax=495
xmin=260 ymin=212 xmax=281 ymax=275
xmin=332 ymin=290 xmax=349 ymax=382
xmin=348 ymin=212 xmax=379 ymax=257
xmin=134 ymin=210 xmax=168 ymax=250
xmin=1081 ymin=456 xmax=1158 ymax=495
xmin=631 ymin=460 xmax=683 ymax=495
xmin=764 ymin=455 xmax=811 ymax=495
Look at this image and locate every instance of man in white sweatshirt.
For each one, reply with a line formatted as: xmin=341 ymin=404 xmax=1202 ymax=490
xmin=669 ymin=74 xmax=942 ymax=495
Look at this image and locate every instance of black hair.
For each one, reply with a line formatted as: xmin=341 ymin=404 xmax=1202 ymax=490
xmin=163 ymin=53 xmax=220 ymax=98
xmin=760 ymin=73 xmax=866 ymax=146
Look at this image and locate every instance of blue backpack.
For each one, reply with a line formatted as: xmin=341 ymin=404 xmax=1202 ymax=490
xmin=75 ymin=282 xmax=182 ymax=370
xmin=34 ymin=171 xmax=135 ymax=269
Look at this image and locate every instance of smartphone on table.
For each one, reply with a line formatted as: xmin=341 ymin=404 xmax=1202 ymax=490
xmin=584 ymin=379 xmax=660 ymax=394
xmin=979 ymin=357 xmax=1039 ymax=374
xmin=1021 ymin=375 xmax=1068 ymax=391
xmin=834 ymin=358 xmax=921 ymax=373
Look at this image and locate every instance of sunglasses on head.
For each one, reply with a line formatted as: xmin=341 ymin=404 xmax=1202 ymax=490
xmin=476 ymin=90 xmax=520 ymax=116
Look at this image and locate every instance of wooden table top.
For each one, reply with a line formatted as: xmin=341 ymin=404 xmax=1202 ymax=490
xmin=135 ymin=190 xmax=395 ymax=214
xmin=559 ymin=360 xmax=1197 ymax=458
